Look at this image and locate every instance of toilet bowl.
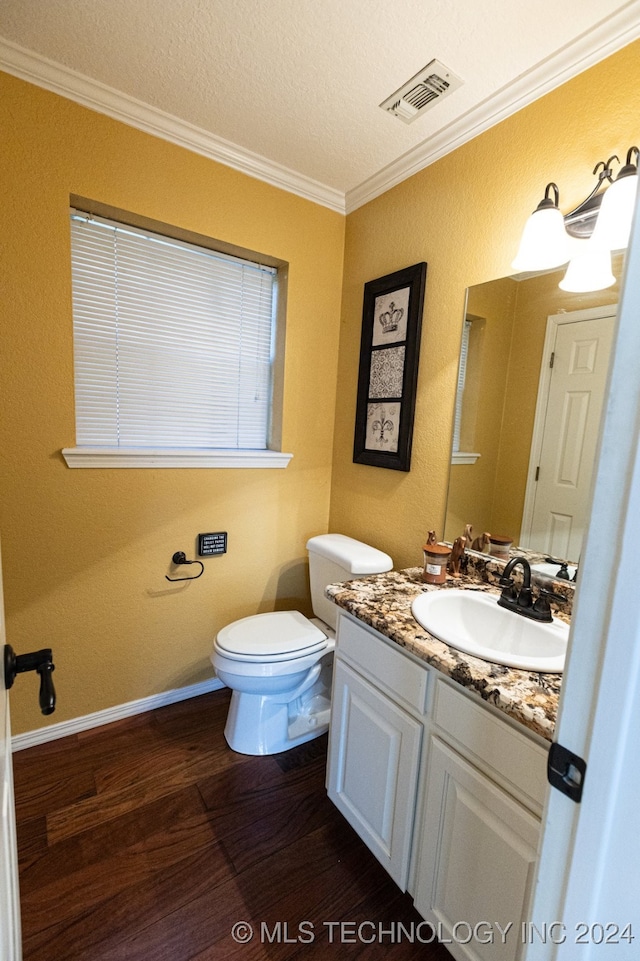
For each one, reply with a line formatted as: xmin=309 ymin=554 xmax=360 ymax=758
xmin=214 ymin=610 xmax=335 ymax=755
xmin=211 ymin=534 xmax=393 ymax=755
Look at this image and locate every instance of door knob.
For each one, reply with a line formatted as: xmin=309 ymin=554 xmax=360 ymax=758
xmin=3 ymin=644 xmax=56 ymax=715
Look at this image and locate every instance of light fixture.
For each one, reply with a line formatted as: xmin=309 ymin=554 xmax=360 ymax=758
xmin=558 ymin=244 xmax=615 ymax=293
xmin=511 ymin=147 xmax=638 ymax=289
xmin=591 ymin=146 xmax=639 ymax=251
xmin=511 ymin=183 xmax=571 ymax=272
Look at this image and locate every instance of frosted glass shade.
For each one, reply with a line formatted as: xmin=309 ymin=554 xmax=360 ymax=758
xmin=591 ymin=172 xmax=638 ymax=251
xmin=512 ymin=206 xmax=571 ymax=271
xmin=559 ymin=246 xmax=615 ymax=293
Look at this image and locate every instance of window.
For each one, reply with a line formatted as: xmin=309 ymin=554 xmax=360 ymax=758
xmin=62 ymin=206 xmax=291 ymax=468
xmin=452 ymin=319 xmax=471 ymax=455
xmin=451 ymin=317 xmax=481 ymax=465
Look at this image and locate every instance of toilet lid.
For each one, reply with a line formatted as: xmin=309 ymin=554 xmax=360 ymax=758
xmin=215 ymin=610 xmax=328 ymax=660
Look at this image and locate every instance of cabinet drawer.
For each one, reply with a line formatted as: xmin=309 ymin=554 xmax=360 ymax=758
xmin=337 ymin=613 xmax=429 ymax=715
xmin=433 ymin=678 xmax=548 ymax=813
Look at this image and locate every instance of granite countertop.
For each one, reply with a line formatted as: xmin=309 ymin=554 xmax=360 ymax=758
xmin=326 ymin=560 xmax=566 ymax=742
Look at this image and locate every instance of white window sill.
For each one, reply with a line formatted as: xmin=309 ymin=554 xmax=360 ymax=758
xmin=451 ymin=451 xmax=481 ymax=465
xmin=62 ymin=447 xmax=294 ymax=469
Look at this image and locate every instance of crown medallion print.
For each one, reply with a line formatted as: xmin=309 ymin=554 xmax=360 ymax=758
xmin=378 ymin=301 xmax=404 ymax=334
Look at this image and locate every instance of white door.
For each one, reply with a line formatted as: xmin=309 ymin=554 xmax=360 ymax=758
xmin=0 ymin=544 xmax=22 ymax=961
xmin=523 ymin=307 xmax=616 ymax=560
xmin=524 ymin=195 xmax=640 ymax=958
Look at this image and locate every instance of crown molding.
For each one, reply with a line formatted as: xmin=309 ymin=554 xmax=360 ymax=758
xmin=346 ymin=3 xmax=640 ymax=212
xmin=0 ymin=37 xmax=346 ymax=214
xmin=2 ymin=4 xmax=640 ymax=220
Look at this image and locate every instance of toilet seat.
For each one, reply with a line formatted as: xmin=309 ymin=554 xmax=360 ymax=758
xmin=215 ymin=610 xmax=329 ymax=662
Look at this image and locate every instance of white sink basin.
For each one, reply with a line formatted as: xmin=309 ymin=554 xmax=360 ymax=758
xmin=531 ymin=562 xmax=577 ymax=580
xmin=411 ymin=589 xmax=568 ymax=673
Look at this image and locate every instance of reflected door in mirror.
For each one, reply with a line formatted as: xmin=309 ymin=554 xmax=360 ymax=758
xmin=523 ymin=308 xmax=615 ymax=560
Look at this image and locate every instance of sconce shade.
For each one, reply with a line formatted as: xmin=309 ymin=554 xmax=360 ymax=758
xmin=511 ymin=184 xmax=571 ymax=271
xmin=512 ymin=149 xmax=637 ymax=293
xmin=590 ymin=162 xmax=638 ymax=251
xmin=559 ymin=245 xmax=615 ymax=293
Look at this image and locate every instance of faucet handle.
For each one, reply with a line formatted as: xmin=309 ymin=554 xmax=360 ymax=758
xmin=532 ymin=588 xmax=565 ymax=621
xmin=498 ymin=576 xmax=518 ymax=604
xmin=539 ymin=588 xmax=565 ymax=604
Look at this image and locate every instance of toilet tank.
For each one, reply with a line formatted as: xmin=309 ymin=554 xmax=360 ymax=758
xmin=306 ymin=534 xmax=393 ymax=631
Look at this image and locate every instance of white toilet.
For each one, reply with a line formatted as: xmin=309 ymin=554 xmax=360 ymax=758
xmin=211 ymin=533 xmax=393 ymax=755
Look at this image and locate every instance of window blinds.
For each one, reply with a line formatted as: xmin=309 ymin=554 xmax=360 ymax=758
xmin=452 ymin=320 xmax=471 ymax=452
xmin=69 ymin=211 xmax=277 ymax=450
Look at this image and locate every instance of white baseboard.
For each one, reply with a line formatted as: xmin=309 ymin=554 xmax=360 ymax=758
xmin=11 ymin=677 xmax=225 ymax=752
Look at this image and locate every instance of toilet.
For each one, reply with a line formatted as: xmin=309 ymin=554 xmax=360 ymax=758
xmin=211 ymin=533 xmax=393 ymax=755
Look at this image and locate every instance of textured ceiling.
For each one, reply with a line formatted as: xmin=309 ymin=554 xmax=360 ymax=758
xmin=1 ymin=0 xmax=639 ymax=210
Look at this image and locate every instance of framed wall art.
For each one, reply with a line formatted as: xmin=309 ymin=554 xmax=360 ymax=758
xmin=353 ymin=262 xmax=427 ymax=471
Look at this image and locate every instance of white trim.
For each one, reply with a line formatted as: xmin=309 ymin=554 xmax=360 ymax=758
xmin=61 ymin=447 xmax=294 ymax=468
xmin=451 ymin=451 xmax=481 ymax=465
xmin=0 ymin=541 xmax=21 ymax=961
xmin=2 ymin=4 xmax=640 ymax=217
xmin=346 ymin=4 xmax=640 ymax=212
xmin=11 ymin=677 xmax=225 ymax=752
xmin=0 ymin=38 xmax=345 ymax=215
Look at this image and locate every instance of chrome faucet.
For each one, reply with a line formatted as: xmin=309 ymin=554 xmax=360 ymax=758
xmin=498 ymin=555 xmax=564 ymax=623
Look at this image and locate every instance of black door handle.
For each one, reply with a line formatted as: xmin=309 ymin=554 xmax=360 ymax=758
xmin=4 ymin=644 xmax=56 ymax=715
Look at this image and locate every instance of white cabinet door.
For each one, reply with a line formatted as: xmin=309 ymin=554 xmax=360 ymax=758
xmin=414 ymin=737 xmax=540 ymax=961
xmin=327 ymin=658 xmax=422 ymax=889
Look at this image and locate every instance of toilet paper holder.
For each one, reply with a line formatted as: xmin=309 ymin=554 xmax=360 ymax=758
xmin=166 ymin=551 xmax=205 ymax=581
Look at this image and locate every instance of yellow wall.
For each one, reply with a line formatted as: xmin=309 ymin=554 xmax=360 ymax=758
xmin=492 ymin=263 xmax=622 ymax=541
xmin=2 ymin=39 xmax=639 ymax=736
xmin=446 ymin=261 xmax=622 ymax=546
xmin=0 ymin=72 xmax=345 ymax=735
xmin=445 ymin=277 xmax=517 ymax=542
xmin=330 ymin=39 xmax=640 ymax=570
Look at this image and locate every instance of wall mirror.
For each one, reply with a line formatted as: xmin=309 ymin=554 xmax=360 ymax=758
xmin=444 ymin=252 xmax=625 ymax=571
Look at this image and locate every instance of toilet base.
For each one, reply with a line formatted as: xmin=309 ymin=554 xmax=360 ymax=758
xmin=223 ymin=668 xmax=332 ymax=756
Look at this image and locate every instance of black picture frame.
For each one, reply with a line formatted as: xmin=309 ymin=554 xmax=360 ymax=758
xmin=353 ymin=262 xmax=427 ymax=471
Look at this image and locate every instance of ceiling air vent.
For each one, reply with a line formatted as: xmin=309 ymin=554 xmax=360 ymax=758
xmin=380 ymin=59 xmax=463 ymax=123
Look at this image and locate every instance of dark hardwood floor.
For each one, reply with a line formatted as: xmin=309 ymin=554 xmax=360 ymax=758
xmin=12 ymin=688 xmax=451 ymax=961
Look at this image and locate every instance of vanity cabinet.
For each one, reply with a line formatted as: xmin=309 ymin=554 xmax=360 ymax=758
xmin=326 ymin=613 xmax=428 ymax=889
xmin=413 ymin=737 xmax=539 ymax=961
xmin=327 ymin=611 xmax=549 ymax=961
xmin=328 ymin=659 xmax=422 ymax=888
